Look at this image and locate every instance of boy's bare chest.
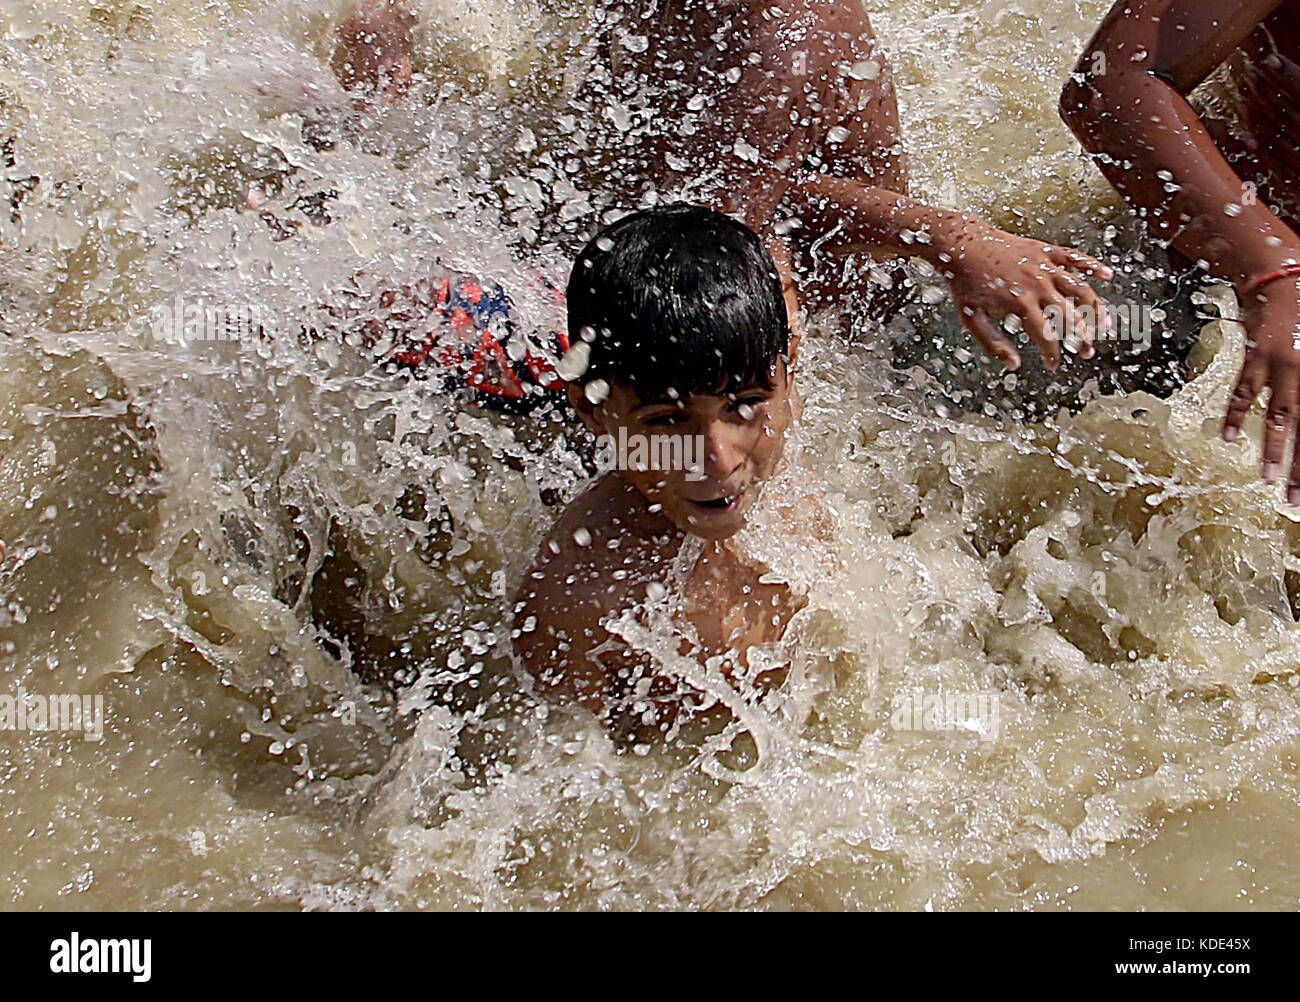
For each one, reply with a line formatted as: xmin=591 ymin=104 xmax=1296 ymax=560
xmin=678 ymin=541 xmax=802 ymax=660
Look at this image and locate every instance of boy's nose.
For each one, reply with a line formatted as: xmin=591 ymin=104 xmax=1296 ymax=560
xmin=700 ymin=420 xmax=747 ymax=482
xmin=380 ymin=56 xmax=413 ymax=100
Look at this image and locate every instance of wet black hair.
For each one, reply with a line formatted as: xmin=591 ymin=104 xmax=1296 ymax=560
xmin=565 ymin=203 xmax=791 ymax=400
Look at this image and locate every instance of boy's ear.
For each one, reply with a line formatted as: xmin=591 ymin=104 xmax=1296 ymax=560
xmin=764 ymin=229 xmax=803 ymax=360
xmin=787 ymin=326 xmax=801 ymax=372
xmin=566 ymin=382 xmax=607 ymax=437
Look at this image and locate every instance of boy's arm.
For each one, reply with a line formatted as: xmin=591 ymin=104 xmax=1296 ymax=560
xmin=779 ymin=173 xmax=1114 ymax=372
xmin=513 ymin=579 xmax=613 ymax=716
xmin=694 ymin=0 xmax=1112 ymax=371
xmin=1060 ymin=0 xmax=1290 ymax=283
xmin=1060 ymin=0 xmax=1300 ymax=495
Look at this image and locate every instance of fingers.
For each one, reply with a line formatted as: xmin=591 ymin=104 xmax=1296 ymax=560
xmin=1019 ymin=299 xmax=1061 ymax=371
xmin=1048 ymin=245 xmax=1114 ymax=282
xmin=1262 ymin=370 xmax=1297 ymax=482
xmin=1222 ymin=343 xmax=1300 ymax=504
xmin=954 ymin=239 xmax=1114 ymax=372
xmin=1222 ymin=356 xmax=1266 ymax=444
xmin=1046 ymin=271 xmax=1108 ymax=360
xmin=1289 ymin=431 xmax=1300 ymax=507
xmin=962 ymin=309 xmax=1021 ymax=371
xmin=1041 ymin=247 xmax=1111 ymax=363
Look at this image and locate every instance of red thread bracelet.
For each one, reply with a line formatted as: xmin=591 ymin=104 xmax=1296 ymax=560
xmin=1241 ymin=264 xmax=1300 ymax=298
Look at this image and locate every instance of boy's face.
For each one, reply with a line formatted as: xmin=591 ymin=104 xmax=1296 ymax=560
xmin=332 ymin=8 xmax=414 ymax=104
xmin=573 ymin=359 xmax=796 ymax=540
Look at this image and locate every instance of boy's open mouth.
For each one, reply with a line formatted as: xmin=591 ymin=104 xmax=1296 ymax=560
xmin=691 ymin=493 xmax=741 ymax=513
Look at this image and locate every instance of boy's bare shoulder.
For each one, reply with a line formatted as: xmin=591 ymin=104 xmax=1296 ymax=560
xmin=736 ymin=0 xmax=876 ymax=47
xmin=512 ymin=474 xmax=665 ymax=672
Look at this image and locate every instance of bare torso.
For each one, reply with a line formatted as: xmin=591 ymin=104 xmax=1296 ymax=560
xmin=575 ymin=0 xmax=909 ymax=312
xmin=513 ymin=472 xmax=801 ymax=729
xmin=1202 ymin=4 xmax=1300 ymax=224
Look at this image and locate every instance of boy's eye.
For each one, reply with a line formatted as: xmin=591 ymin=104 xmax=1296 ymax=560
xmin=730 ymin=395 xmax=768 ymax=418
xmin=642 ymin=412 xmax=683 ymax=427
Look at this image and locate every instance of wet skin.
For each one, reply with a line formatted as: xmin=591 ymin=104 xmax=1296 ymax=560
xmin=330 ymin=0 xmax=416 ymax=105
xmin=512 ymin=356 xmax=805 ymax=725
xmin=587 ymin=0 xmax=1114 ymax=370
xmin=1061 ymin=0 xmax=1300 ymax=500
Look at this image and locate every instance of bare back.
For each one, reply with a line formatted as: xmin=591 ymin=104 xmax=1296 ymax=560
xmin=1206 ymin=2 xmax=1300 ymax=223
xmin=574 ymin=0 xmax=908 ymax=309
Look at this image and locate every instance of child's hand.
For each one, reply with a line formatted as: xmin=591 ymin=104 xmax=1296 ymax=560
xmin=939 ymin=221 xmax=1113 ymax=371
xmin=1221 ymin=279 xmax=1300 ymax=501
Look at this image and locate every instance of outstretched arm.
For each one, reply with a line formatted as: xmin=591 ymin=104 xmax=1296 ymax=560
xmin=1061 ymin=0 xmax=1300 ymax=498
xmin=691 ymin=0 xmax=1113 ymax=371
xmin=779 ymin=172 xmax=1113 ymax=371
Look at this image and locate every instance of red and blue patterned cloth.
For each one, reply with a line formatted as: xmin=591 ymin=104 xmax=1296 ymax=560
xmin=384 ymin=275 xmax=570 ymax=412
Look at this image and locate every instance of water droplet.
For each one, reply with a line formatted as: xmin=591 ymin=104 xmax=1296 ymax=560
xmin=584 ymin=379 xmax=610 ymax=404
xmin=827 ymin=126 xmax=852 ymax=144
xmin=556 ymin=341 xmax=591 ymax=381
xmin=314 ymin=340 xmax=340 ymax=367
xmin=573 ymin=528 xmax=592 ymax=547
xmin=1224 ymin=202 xmax=1243 ymax=217
xmin=848 ymin=59 xmax=880 ymax=80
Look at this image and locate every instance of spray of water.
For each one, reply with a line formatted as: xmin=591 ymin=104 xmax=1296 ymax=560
xmin=2 ymin=0 xmax=1299 ymax=910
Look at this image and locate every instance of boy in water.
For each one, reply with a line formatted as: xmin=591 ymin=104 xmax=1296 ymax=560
xmin=581 ymin=0 xmax=1115 ymax=371
xmin=247 ymin=0 xmax=571 ymax=410
xmin=330 ymin=0 xmax=416 ymax=105
xmin=1061 ymin=0 xmax=1300 ymax=498
xmin=246 ymin=0 xmax=416 ymax=231
xmin=513 ymin=204 xmax=808 ymax=731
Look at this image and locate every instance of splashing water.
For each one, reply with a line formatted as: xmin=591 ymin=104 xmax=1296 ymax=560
xmin=2 ymin=0 xmax=1299 ymax=911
